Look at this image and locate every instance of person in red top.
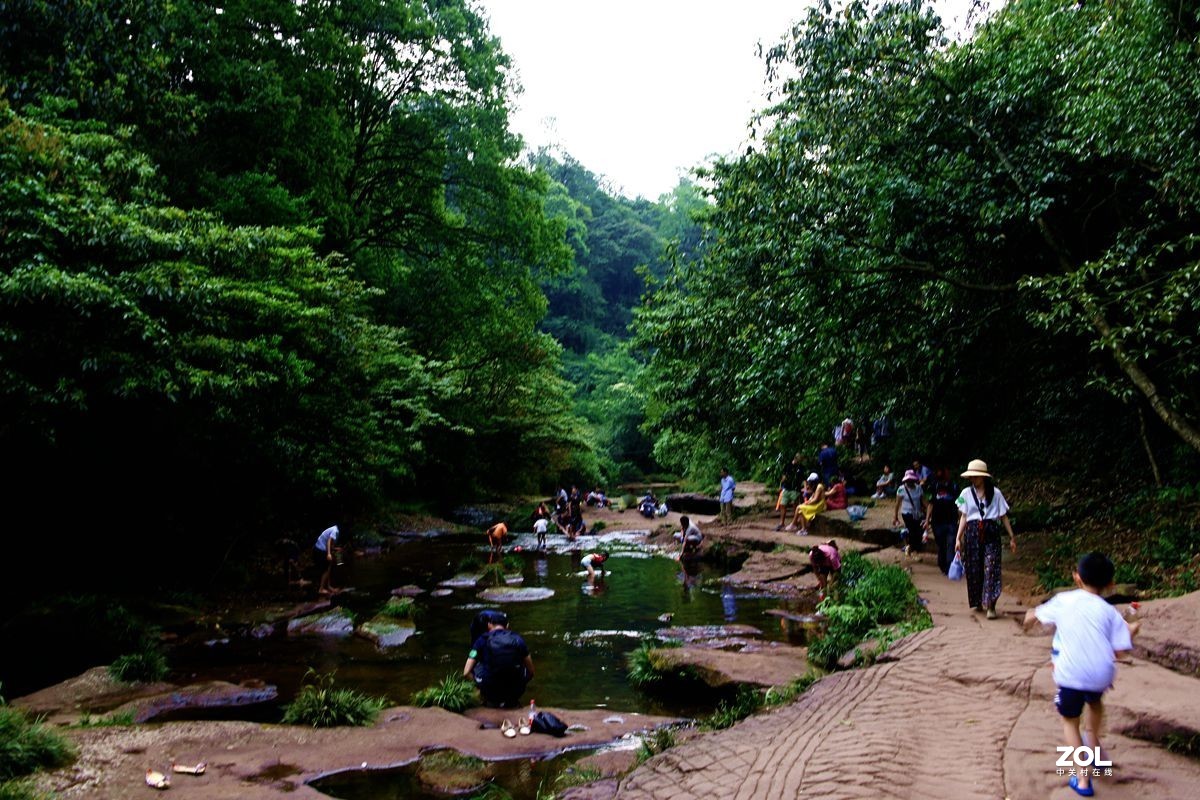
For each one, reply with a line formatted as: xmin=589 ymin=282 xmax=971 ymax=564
xmin=824 ymin=474 xmax=847 ymax=510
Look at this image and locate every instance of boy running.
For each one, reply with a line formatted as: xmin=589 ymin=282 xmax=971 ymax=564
xmin=1023 ymin=552 xmax=1133 ymax=797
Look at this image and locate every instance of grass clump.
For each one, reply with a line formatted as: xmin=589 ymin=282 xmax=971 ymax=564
xmin=457 ymin=554 xmax=484 ymax=573
xmin=0 ymin=778 xmax=55 ymax=800
xmin=0 ymin=702 xmax=75 ymax=784
xmin=763 ymin=673 xmax=818 ymax=707
xmin=589 ymin=521 xmax=607 ymax=534
xmin=281 ymin=671 xmax=386 ymax=727
xmin=702 ymin=685 xmax=763 ymax=730
xmin=108 ymin=647 xmax=168 ymax=683
xmin=554 ymin=765 xmax=602 ymax=791
xmin=411 ymin=674 xmax=478 ymax=712
xmin=73 ymin=711 xmax=135 ymax=728
xmin=380 ymin=597 xmax=419 ymax=619
xmin=502 ymin=555 xmax=524 ymax=574
xmin=626 ymin=640 xmax=689 ymax=688
xmin=636 ymin=726 xmax=677 ymax=764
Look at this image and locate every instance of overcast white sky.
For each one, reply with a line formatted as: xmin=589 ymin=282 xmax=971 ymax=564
xmin=478 ymin=0 xmax=993 ymax=200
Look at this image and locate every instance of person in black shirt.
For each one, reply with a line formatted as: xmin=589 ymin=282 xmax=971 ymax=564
xmin=777 ymin=453 xmax=804 ymax=531
xmin=929 ymin=477 xmax=960 ymax=574
xmin=463 ymin=610 xmax=534 ymax=708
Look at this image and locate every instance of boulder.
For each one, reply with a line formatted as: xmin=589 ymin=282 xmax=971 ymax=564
xmin=391 ymin=585 xmax=426 ymax=597
xmin=357 ymin=617 xmax=417 ymax=649
xmin=649 ymin=642 xmax=809 ymax=688
xmin=287 ymin=608 xmax=355 ymax=637
xmin=655 ymin=624 xmax=762 ymax=644
xmin=116 ymin=680 xmax=279 ymax=723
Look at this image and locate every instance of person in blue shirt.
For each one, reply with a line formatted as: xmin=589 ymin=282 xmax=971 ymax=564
xmin=817 ymin=442 xmax=839 ymax=483
xmin=718 ymin=467 xmax=736 ymax=525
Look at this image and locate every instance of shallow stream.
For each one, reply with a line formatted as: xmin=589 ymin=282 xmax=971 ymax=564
xmin=169 ymin=530 xmax=794 ymax=718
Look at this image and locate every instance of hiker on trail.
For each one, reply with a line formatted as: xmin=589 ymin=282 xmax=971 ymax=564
xmin=675 ymin=515 xmax=703 ymax=558
xmin=929 ymin=476 xmax=960 ymax=574
xmin=718 ymin=467 xmax=736 ymax=525
xmin=485 ymin=521 xmax=508 ymax=554
xmin=954 ymin=459 xmax=1017 ymax=619
xmin=817 ymin=441 xmax=839 ymax=483
xmin=893 ymin=469 xmax=930 ymax=554
xmin=809 ymin=540 xmax=841 ymax=598
xmin=1023 ymin=553 xmax=1133 ymax=798
xmin=776 ymin=453 xmax=804 ymax=531
xmin=313 ymin=524 xmax=342 ymax=596
xmin=463 ymin=610 xmax=534 ymax=708
xmin=533 ymin=516 xmax=550 ymax=550
xmin=792 ymin=473 xmax=827 ymax=534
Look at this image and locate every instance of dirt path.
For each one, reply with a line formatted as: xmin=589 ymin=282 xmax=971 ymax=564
xmin=598 ymin=512 xmax=1200 ymax=800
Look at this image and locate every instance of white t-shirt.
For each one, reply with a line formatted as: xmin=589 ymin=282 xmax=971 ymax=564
xmin=1034 ymin=589 xmax=1132 ymax=692
xmin=955 ymin=486 xmax=1010 ymax=521
xmin=898 ymin=484 xmax=924 ymax=518
xmin=315 ymin=525 xmax=339 ymax=552
xmin=533 ymin=518 xmax=549 ymax=535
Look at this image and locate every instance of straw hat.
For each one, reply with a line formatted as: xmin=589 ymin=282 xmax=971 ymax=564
xmin=961 ymin=459 xmax=992 ymax=478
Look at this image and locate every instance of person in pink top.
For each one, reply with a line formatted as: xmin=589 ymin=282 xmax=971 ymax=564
xmin=809 ymin=540 xmax=841 ymax=597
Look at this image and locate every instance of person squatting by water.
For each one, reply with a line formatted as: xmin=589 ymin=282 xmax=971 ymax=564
xmin=313 ymin=524 xmax=341 ymax=596
xmin=463 ymin=609 xmax=534 ymax=708
xmin=1023 ymin=553 xmax=1133 ymax=798
xmin=485 ymin=521 xmax=508 ymax=555
xmin=809 ymin=540 xmax=841 ymax=599
xmin=675 ymin=515 xmax=703 ymax=559
xmin=954 ymin=459 xmax=1016 ymax=619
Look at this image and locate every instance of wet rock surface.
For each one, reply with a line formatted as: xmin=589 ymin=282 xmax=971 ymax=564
xmin=477 ymin=586 xmax=556 ymax=603
xmin=390 ymin=584 xmax=426 ymax=597
xmin=650 ymin=641 xmax=810 ymax=688
xmin=655 ymin=624 xmax=762 ymax=644
xmin=357 ymin=617 xmax=417 ymax=649
xmin=116 ymin=680 xmax=279 ymax=723
xmin=286 ymin=607 xmax=355 ymax=637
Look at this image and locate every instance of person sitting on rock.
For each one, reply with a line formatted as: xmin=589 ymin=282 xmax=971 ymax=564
xmin=585 ymin=487 xmax=610 ymax=507
xmin=809 ymin=540 xmax=841 ymax=599
xmin=825 ymin=474 xmax=848 ymax=511
xmin=792 ymin=474 xmax=827 ymax=535
xmin=873 ymin=465 xmax=895 ymax=499
xmin=639 ymin=492 xmax=658 ymax=518
xmin=463 ymin=610 xmax=534 ymax=708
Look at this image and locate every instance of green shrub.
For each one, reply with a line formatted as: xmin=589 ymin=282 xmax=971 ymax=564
xmin=589 ymin=521 xmax=607 ymax=534
xmin=478 ymin=562 xmax=507 ymax=585
xmin=281 ymin=671 xmax=386 ymax=727
xmin=1144 ymin=524 xmax=1198 ymax=570
xmin=380 ymin=597 xmax=418 ymax=619
xmin=411 ymin=674 xmax=478 ymax=712
xmin=843 ymin=564 xmax=919 ymax=624
xmin=501 ymin=555 xmax=524 ymax=574
xmin=836 ymin=551 xmax=871 ymax=590
xmin=763 ymin=673 xmax=818 ymax=706
xmin=554 ymin=765 xmax=602 ymax=791
xmin=107 ymin=648 xmax=168 ymax=683
xmin=0 ymin=704 xmax=75 ymax=783
xmin=1035 ymin=560 xmax=1073 ymax=593
xmin=626 ymin=640 xmax=687 ymax=688
xmin=702 ymin=685 xmax=763 ymax=730
xmin=73 ymin=711 xmax=135 ymax=728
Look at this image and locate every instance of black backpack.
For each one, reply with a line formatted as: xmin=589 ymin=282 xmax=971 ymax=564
xmin=483 ymin=629 xmax=525 ymax=671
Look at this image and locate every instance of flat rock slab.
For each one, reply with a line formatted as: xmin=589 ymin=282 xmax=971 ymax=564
xmin=357 ymin=617 xmax=417 ymax=649
xmin=114 ymin=681 xmax=278 ymax=723
xmin=724 ymin=550 xmax=809 ymax=585
xmin=655 ymin=624 xmax=761 ymax=644
xmin=390 ymin=585 xmax=426 ymax=597
xmin=439 ymin=574 xmax=482 ymax=588
xmin=651 ymin=642 xmax=809 ymax=688
xmin=1134 ymin=591 xmax=1200 ymax=676
xmin=477 ymin=586 xmax=555 ymax=603
xmin=29 ymin=706 xmax=682 ymax=799
xmin=430 ymin=589 xmax=453 ymax=597
xmin=13 ymin=667 xmax=175 ymax=723
xmin=286 ymin=608 xmax=354 ymax=637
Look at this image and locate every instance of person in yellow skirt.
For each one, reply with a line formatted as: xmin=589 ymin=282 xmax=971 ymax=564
xmin=792 ymin=473 xmax=827 ymax=535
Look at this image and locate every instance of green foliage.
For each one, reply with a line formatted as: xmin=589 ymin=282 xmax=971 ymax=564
xmin=589 ymin=521 xmax=607 ymax=534
xmin=763 ymin=673 xmax=819 ymax=707
xmin=502 ymin=555 xmax=524 ymax=574
xmin=553 ymin=765 xmax=603 ymax=791
xmin=457 ymin=555 xmax=484 ymax=574
xmin=0 ymin=778 xmax=54 ymax=800
xmin=108 ymin=649 xmax=168 ymax=684
xmin=0 ymin=703 xmax=75 ymax=783
xmin=625 ymin=640 xmax=686 ymax=688
xmin=380 ymin=597 xmax=418 ymax=620
xmin=635 ymin=726 xmax=677 ymax=764
xmin=478 ymin=563 xmax=509 ymax=586
xmin=410 ymin=674 xmax=478 ymax=713
xmin=701 ymin=685 xmax=763 ymax=730
xmin=281 ymin=671 xmax=386 ymax=728
xmin=808 ymin=554 xmax=925 ymax=670
xmin=72 ymin=712 xmax=135 ymax=729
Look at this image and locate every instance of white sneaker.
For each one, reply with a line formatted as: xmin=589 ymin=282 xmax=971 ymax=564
xmin=784 ymin=524 xmax=796 ymax=532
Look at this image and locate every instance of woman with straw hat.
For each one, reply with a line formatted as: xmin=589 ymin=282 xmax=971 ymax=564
xmin=954 ymin=459 xmax=1016 ymax=619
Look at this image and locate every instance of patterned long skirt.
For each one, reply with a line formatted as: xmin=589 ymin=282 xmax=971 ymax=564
xmin=963 ymin=520 xmax=1003 ymax=609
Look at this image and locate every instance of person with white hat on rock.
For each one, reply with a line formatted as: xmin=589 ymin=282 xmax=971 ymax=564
xmin=954 ymin=459 xmax=1017 ymax=619
xmin=791 ymin=473 xmax=827 ymax=535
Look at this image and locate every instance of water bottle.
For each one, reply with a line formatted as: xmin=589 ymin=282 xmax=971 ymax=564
xmin=528 ymin=699 xmax=537 ymax=726
xmin=1124 ymin=602 xmax=1140 ymax=621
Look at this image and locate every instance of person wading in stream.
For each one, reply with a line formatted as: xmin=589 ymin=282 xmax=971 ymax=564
xmin=954 ymin=459 xmax=1017 ymax=619
xmin=312 ymin=524 xmax=342 ymax=596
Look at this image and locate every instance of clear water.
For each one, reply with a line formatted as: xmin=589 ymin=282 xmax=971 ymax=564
xmin=169 ymin=531 xmax=794 ymax=717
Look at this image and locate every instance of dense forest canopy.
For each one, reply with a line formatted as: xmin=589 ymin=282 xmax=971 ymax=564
xmin=1 ymin=0 xmax=1198 ymax=593
xmin=634 ymin=0 xmax=1200 ymax=484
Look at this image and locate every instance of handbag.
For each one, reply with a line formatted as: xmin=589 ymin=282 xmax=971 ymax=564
xmin=948 ymin=553 xmax=965 ymax=581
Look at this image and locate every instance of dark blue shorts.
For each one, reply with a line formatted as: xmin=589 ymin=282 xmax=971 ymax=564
xmin=1055 ymin=686 xmax=1104 ymax=718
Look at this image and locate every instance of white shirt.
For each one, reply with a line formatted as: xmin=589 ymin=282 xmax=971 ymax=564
xmin=315 ymin=525 xmax=339 ymax=551
xmin=533 ymin=518 xmax=549 ymax=535
xmin=720 ymin=475 xmax=736 ymax=503
xmin=1034 ymin=589 xmax=1132 ymax=692
xmin=955 ymin=486 xmax=1010 ymax=521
